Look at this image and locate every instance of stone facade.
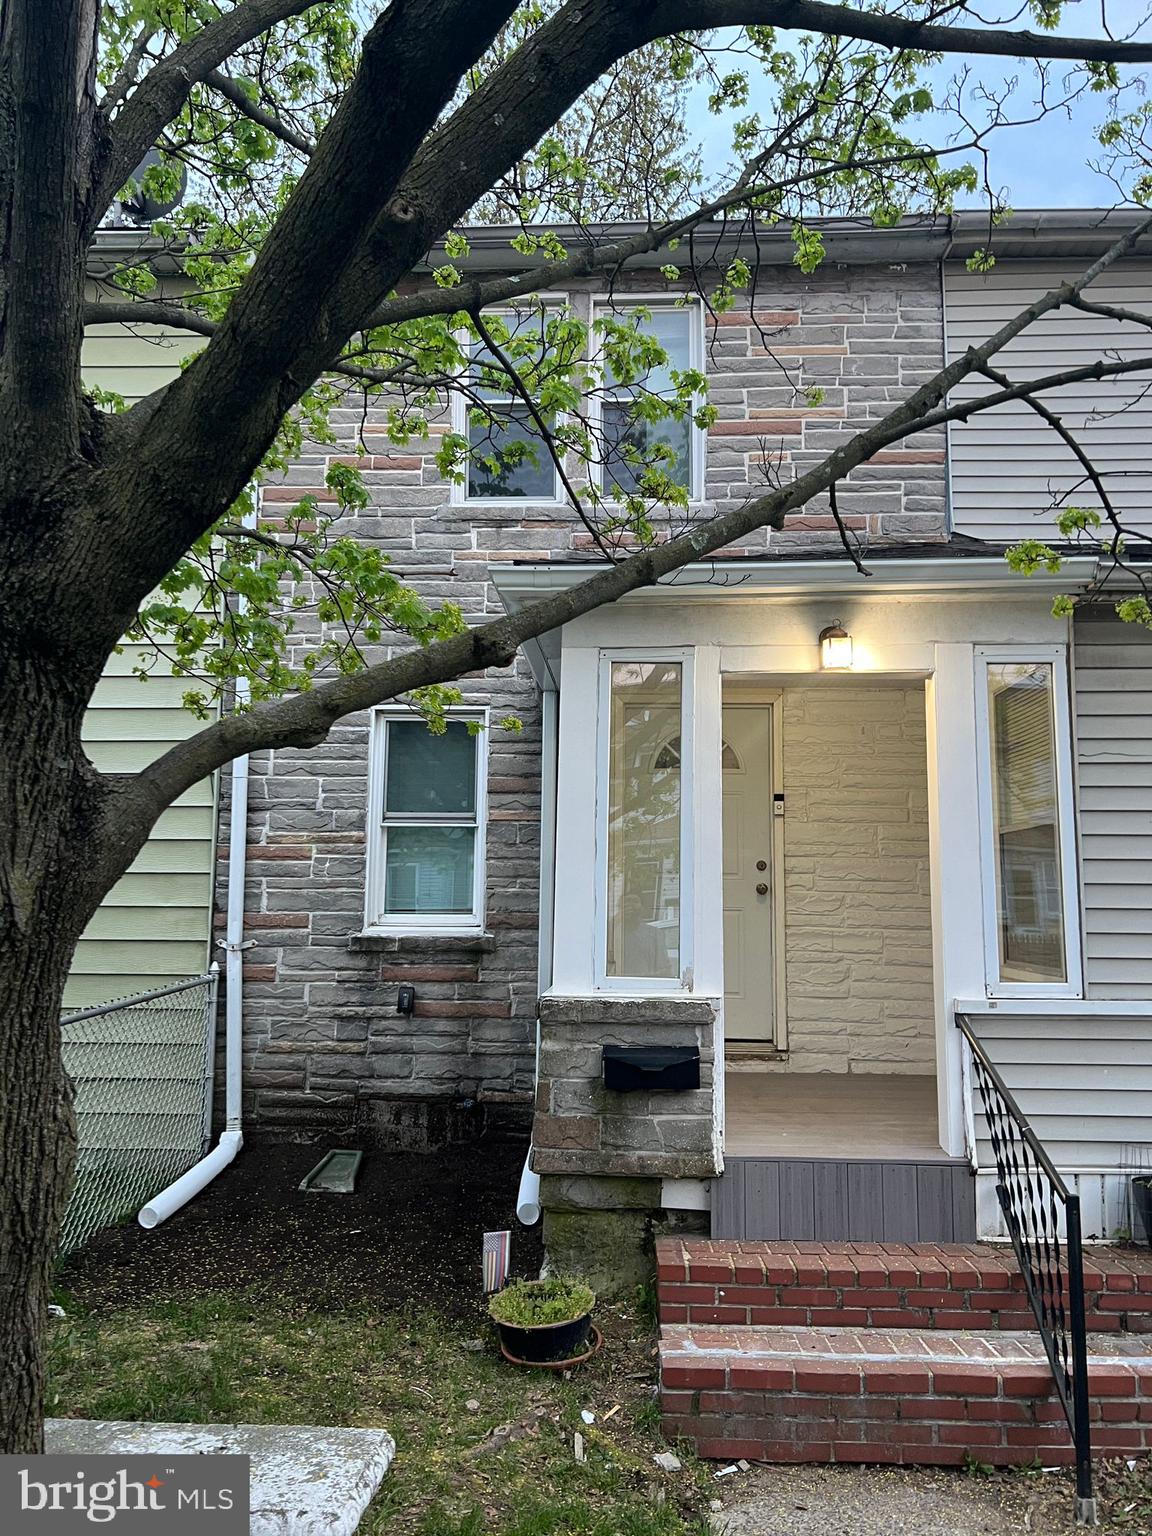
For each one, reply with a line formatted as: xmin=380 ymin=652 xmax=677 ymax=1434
xmin=219 ymin=256 xmax=949 ymax=1146
xmin=533 ymin=996 xmax=719 ymax=1178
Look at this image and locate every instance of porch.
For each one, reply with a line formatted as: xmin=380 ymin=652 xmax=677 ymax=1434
xmin=505 ymin=561 xmax=1084 ymax=1267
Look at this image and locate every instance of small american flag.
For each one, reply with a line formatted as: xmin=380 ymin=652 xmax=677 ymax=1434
xmin=482 ymin=1229 xmax=511 ymax=1293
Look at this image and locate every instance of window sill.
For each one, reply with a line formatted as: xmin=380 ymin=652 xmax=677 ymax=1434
xmin=349 ymin=931 xmax=496 ymax=954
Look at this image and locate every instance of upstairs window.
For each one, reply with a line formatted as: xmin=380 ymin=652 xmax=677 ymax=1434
xmin=457 ymin=310 xmax=561 ymax=502
xmin=977 ymin=652 xmax=1080 ymax=994
xmin=367 ymin=711 xmax=486 ymax=931
xmin=595 ymin=303 xmax=701 ymax=501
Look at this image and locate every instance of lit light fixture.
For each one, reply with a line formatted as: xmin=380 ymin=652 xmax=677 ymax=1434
xmin=819 ymin=621 xmax=853 ymax=670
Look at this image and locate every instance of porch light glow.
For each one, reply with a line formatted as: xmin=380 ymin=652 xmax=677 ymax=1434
xmin=819 ymin=622 xmax=853 ymax=670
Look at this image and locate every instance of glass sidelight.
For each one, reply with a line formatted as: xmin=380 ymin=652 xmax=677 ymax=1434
xmin=977 ymin=649 xmax=1080 ymax=996
xmin=605 ymin=661 xmax=684 ymax=979
xmin=986 ymin=662 xmax=1065 ymax=983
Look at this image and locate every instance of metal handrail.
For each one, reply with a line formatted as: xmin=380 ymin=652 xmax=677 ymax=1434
xmin=956 ymin=1012 xmax=1096 ymax=1527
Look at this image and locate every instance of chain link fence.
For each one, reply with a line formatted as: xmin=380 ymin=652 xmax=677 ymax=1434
xmin=59 ymin=969 xmax=219 ymax=1254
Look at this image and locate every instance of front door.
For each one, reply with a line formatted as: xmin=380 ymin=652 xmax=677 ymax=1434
xmin=722 ymin=704 xmax=776 ymax=1042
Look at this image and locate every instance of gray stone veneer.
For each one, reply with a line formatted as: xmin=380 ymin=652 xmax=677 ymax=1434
xmin=218 ymin=261 xmax=947 ymax=1144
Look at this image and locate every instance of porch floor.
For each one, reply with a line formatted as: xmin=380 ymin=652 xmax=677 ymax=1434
xmin=724 ymin=1072 xmax=947 ymax=1161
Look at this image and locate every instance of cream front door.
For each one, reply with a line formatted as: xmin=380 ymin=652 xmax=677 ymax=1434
xmin=722 ymin=705 xmax=776 ymax=1042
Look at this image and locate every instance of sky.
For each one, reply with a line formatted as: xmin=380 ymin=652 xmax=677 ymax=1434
xmin=684 ymin=0 xmax=1151 ymax=209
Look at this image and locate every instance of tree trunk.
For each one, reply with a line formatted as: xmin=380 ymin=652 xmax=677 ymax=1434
xmin=0 ymin=665 xmax=107 ymax=1454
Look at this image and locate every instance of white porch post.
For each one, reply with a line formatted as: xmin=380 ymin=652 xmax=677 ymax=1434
xmin=549 ymin=643 xmax=599 ymax=995
xmin=926 ymin=642 xmax=985 ymax=1157
xmin=692 ymin=645 xmax=725 ymax=1164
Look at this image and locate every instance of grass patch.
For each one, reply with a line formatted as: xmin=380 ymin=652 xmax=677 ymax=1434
xmin=47 ymin=1290 xmax=711 ymax=1536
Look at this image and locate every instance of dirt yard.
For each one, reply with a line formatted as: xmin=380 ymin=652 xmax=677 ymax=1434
xmin=50 ymin=1137 xmax=1152 ymax=1535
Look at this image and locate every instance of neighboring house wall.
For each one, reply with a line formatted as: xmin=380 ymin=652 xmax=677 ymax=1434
xmin=69 ymin=320 xmax=217 ymax=1010
xmin=945 ymin=259 xmax=1152 ymax=541
xmin=66 ymin=645 xmax=218 ymax=1008
xmin=773 ymin=680 xmax=934 ymax=1074
xmin=1074 ymin=607 xmax=1152 ymax=1000
xmin=971 ymin=1009 xmax=1152 ymax=1242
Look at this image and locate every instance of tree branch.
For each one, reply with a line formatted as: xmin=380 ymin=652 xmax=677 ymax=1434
xmin=99 ymin=215 xmax=1152 ymax=870
xmin=0 ymin=0 xmax=100 ymax=485
xmin=204 ymin=69 xmax=314 ymax=157
xmin=91 ymin=0 xmax=318 ymax=231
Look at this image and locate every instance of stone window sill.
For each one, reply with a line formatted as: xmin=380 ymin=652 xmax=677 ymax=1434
xmin=348 ymin=932 xmax=497 ymax=954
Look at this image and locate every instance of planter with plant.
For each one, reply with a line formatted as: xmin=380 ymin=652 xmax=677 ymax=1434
xmin=488 ymin=1276 xmax=597 ymax=1365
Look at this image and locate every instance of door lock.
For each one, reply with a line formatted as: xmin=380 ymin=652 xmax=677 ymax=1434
xmin=755 ymin=882 xmax=769 ymax=896
xmin=756 ymin=859 xmax=767 ymax=871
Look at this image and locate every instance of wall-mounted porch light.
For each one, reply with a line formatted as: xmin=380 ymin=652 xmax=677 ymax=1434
xmin=819 ymin=622 xmax=853 ymax=670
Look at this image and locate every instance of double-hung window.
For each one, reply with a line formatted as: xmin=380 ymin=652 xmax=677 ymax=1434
xmin=366 ymin=710 xmax=486 ymax=932
xmin=594 ymin=302 xmax=702 ymax=502
xmin=456 ymin=308 xmax=561 ymax=503
xmin=976 ymin=649 xmax=1081 ymax=995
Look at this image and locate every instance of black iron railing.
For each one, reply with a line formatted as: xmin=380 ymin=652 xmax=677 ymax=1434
xmin=956 ymin=1013 xmax=1096 ymax=1527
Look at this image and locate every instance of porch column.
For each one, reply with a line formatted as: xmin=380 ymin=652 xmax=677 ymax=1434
xmin=926 ymin=643 xmax=985 ymax=1157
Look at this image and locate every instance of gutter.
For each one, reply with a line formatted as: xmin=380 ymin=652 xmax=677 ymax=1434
xmin=516 ymin=686 xmax=559 ymax=1228
xmin=138 ymin=494 xmax=258 ymax=1228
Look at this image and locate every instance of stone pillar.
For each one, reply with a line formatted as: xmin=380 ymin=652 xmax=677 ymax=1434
xmin=532 ymin=996 xmax=718 ymax=1293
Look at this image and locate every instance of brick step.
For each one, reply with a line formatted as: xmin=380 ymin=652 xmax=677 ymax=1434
xmin=660 ymin=1323 xmax=1152 ymax=1467
xmin=657 ymin=1238 xmax=1152 ymax=1333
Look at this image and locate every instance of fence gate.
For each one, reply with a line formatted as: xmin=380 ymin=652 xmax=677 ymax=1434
xmin=59 ymin=969 xmax=219 ymax=1254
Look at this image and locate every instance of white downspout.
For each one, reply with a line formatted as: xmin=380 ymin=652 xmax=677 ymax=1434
xmin=516 ymin=684 xmax=559 ymax=1228
xmin=139 ymin=495 xmax=257 ymax=1229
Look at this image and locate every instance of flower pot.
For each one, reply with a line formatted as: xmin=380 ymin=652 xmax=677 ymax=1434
xmin=492 ymin=1310 xmax=593 ymax=1365
xmin=1133 ymin=1175 xmax=1152 ymax=1250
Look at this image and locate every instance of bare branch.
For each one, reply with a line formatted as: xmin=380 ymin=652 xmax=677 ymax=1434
xmin=828 ymin=481 xmax=872 ymax=576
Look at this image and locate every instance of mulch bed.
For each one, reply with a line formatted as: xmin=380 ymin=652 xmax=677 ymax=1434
xmin=60 ymin=1135 xmax=543 ymax=1317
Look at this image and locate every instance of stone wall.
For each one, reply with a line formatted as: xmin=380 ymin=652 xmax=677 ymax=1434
xmin=220 ymin=261 xmax=948 ymax=1143
xmin=533 ymin=996 xmax=719 ymax=1179
xmin=768 ymin=680 xmax=935 ymax=1074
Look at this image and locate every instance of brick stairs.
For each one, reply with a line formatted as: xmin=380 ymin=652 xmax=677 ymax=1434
xmin=657 ymin=1238 xmax=1152 ymax=1467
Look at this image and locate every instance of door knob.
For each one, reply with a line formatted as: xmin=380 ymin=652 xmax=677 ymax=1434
xmin=755 ymin=882 xmax=769 ymax=896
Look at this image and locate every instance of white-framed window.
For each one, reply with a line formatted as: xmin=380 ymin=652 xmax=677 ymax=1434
xmin=450 ymin=303 xmax=565 ymax=505
xmin=974 ymin=647 xmax=1082 ymax=997
xmin=596 ymin=651 xmax=694 ymax=989
xmin=591 ymin=298 xmax=705 ymax=504
xmin=364 ymin=707 xmax=488 ymax=933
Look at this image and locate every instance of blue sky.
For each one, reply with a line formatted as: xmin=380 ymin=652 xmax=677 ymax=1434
xmin=685 ymin=1 xmax=1151 ymax=209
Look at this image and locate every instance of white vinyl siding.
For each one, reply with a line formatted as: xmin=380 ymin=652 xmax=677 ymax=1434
xmin=65 ymin=646 xmax=218 ymax=1009
xmin=945 ymin=261 xmax=1152 ymax=540
xmin=1074 ymin=609 xmax=1152 ymax=999
xmin=968 ymin=1009 xmax=1152 ymax=1241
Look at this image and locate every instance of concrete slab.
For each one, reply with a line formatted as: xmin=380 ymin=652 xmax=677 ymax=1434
xmin=46 ymin=1418 xmax=394 ymax=1536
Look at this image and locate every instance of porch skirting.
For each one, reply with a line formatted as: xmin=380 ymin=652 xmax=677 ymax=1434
xmin=713 ymin=1156 xmax=976 ymax=1243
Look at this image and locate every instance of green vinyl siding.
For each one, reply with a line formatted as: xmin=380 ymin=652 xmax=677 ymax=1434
xmin=82 ymin=318 xmax=204 ymax=406
xmin=65 ymin=654 xmax=219 ymax=1011
xmin=67 ymin=323 xmax=219 ymax=1011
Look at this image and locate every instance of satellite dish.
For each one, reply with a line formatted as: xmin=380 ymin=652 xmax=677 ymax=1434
xmin=120 ymin=148 xmax=187 ymax=222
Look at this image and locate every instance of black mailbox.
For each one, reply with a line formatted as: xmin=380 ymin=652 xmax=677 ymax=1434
xmin=602 ymin=1044 xmax=700 ymax=1093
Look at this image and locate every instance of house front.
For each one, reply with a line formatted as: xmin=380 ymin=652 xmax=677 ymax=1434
xmin=100 ymin=208 xmax=1148 ymax=1285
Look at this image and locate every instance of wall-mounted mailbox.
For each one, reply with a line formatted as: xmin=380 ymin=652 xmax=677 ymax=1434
xmin=602 ymin=1044 xmax=700 ymax=1093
